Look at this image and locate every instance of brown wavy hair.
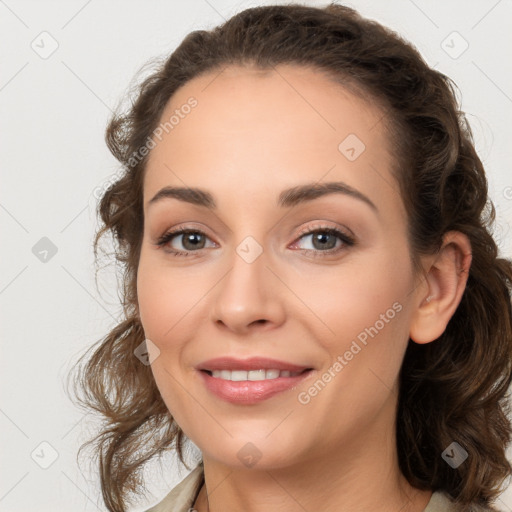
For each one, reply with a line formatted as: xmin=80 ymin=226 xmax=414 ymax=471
xmin=71 ymin=3 xmax=512 ymax=511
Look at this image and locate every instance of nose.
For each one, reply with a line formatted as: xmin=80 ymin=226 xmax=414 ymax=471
xmin=211 ymin=244 xmax=286 ymax=335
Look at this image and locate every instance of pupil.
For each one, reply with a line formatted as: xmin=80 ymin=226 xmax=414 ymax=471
xmin=184 ymin=233 xmax=204 ymax=250
xmin=313 ymin=232 xmax=336 ymax=250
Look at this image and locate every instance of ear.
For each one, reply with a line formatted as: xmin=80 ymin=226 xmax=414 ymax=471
xmin=409 ymin=231 xmax=472 ymax=344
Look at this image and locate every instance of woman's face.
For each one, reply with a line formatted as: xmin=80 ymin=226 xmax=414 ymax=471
xmin=137 ymin=64 xmax=423 ymax=470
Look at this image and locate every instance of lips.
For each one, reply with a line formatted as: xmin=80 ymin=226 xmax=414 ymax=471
xmin=196 ymin=357 xmax=314 ymax=404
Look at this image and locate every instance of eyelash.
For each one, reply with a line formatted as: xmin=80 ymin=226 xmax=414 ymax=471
xmin=155 ymin=225 xmax=355 ymax=258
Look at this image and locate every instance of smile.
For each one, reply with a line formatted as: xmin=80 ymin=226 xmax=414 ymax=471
xmin=196 ymin=357 xmax=314 ymax=404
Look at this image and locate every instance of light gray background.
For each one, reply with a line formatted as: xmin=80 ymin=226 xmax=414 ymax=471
xmin=1 ymin=0 xmax=511 ymax=510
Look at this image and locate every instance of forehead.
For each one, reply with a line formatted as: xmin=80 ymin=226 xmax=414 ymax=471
xmin=143 ymin=64 xmax=398 ymax=213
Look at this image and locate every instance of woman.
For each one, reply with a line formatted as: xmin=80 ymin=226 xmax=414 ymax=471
xmin=73 ymin=3 xmax=512 ymax=512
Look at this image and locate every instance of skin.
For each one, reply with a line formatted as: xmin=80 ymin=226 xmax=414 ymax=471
xmin=136 ymin=64 xmax=471 ymax=512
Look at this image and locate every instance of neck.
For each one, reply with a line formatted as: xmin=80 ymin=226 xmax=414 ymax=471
xmin=194 ymin=403 xmax=432 ymax=512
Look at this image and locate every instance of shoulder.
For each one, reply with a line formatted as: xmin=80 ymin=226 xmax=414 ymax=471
xmin=425 ymin=491 xmax=501 ymax=512
xmin=145 ymin=462 xmax=204 ymax=512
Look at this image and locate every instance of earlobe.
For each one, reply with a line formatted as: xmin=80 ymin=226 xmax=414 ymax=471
xmin=409 ymin=231 xmax=472 ymax=344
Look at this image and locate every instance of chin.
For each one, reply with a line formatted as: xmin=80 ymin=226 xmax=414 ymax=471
xmin=196 ymin=433 xmax=309 ymax=472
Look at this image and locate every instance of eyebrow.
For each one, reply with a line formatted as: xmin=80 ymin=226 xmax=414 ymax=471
xmin=147 ymin=181 xmax=378 ymax=212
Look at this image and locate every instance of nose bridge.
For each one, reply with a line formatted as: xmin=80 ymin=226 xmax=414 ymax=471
xmin=211 ymin=237 xmax=284 ymax=332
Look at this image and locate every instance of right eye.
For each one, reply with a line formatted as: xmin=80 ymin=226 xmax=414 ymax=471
xmin=156 ymin=229 xmax=216 ymax=256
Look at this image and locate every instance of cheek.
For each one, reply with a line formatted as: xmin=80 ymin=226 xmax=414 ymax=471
xmin=137 ymin=264 xmax=172 ymax=342
xmin=290 ymin=250 xmax=413 ymax=348
xmin=136 ymin=255 xmax=201 ymax=423
xmin=136 ymin=251 xmax=208 ymax=343
xmin=289 ymin=247 xmax=414 ymax=415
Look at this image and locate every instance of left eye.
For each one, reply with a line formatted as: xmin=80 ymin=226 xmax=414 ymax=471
xmin=292 ymin=229 xmax=352 ymax=252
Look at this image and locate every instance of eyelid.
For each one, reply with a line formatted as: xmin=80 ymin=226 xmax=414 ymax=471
xmin=293 ymin=221 xmax=355 ymax=241
xmin=154 ymin=222 xmax=217 ymax=242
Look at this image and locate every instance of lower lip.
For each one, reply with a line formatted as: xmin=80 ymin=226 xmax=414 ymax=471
xmin=198 ymin=370 xmax=313 ymax=404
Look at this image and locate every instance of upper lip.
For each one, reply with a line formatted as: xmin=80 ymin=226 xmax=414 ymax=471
xmin=197 ymin=357 xmax=313 ymax=372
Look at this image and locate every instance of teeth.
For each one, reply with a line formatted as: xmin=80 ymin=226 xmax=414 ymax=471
xmin=231 ymin=370 xmax=247 ymax=382
xmin=248 ymin=369 xmax=266 ymax=381
xmin=210 ymin=369 xmax=301 ymax=381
